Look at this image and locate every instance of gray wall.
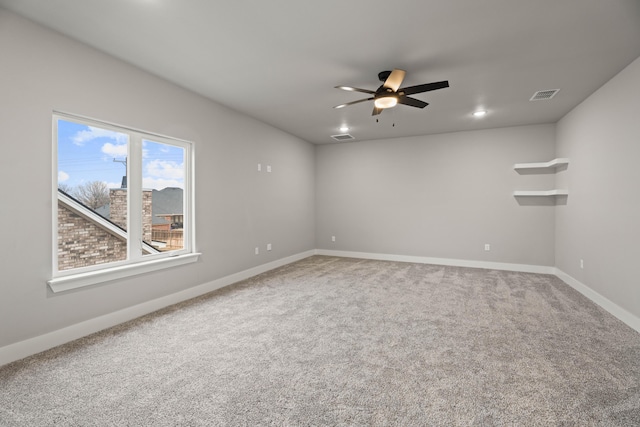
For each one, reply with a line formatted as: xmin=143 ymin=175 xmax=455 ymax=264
xmin=0 ymin=10 xmax=315 ymax=348
xmin=556 ymin=55 xmax=640 ymax=320
xmin=316 ymin=124 xmax=557 ymax=266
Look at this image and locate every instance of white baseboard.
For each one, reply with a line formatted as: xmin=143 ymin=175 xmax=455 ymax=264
xmin=554 ymin=269 xmax=640 ymax=333
xmin=315 ymin=249 xmax=556 ymax=274
xmin=0 ymin=250 xmax=315 ymax=367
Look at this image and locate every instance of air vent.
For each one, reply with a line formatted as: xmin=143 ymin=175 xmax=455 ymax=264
xmin=530 ymin=89 xmax=560 ymax=101
xmin=330 ymin=134 xmax=355 ymax=141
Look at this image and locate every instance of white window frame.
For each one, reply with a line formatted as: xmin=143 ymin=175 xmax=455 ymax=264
xmin=49 ymin=111 xmax=199 ymax=292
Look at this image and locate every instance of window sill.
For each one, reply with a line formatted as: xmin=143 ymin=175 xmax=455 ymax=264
xmin=47 ymin=253 xmax=201 ymax=293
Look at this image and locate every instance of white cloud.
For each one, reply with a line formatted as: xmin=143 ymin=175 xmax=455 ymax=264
xmin=105 ymin=181 xmax=123 ymax=189
xmin=101 ymin=142 xmax=128 ymax=157
xmin=145 ymin=159 xmax=184 ymax=180
xmin=72 ymin=126 xmax=128 ymax=146
xmin=143 ymin=177 xmax=184 ymax=190
xmin=58 ymin=170 xmax=69 ymax=182
xmin=142 ymin=159 xmax=184 ymax=190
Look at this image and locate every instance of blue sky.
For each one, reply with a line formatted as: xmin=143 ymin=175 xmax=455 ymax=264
xmin=57 ymin=119 xmax=185 ymax=190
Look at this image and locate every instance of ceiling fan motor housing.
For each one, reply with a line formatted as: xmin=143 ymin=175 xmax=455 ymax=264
xmin=378 ymin=70 xmax=392 ymax=82
xmin=375 ymin=87 xmax=396 ymax=98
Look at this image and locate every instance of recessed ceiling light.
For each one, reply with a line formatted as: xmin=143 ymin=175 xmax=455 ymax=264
xmin=339 ymin=126 xmax=349 ymax=132
xmin=472 ymin=110 xmax=487 ymax=117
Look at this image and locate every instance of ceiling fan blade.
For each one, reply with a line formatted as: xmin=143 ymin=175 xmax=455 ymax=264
xmin=334 ymin=97 xmax=374 ymax=109
xmin=398 ymin=96 xmax=429 ymax=109
xmin=372 ymin=106 xmax=383 ymax=116
xmin=335 ymin=86 xmax=376 ymax=95
xmin=399 ymin=80 xmax=449 ymax=96
xmin=382 ymin=69 xmax=406 ymax=92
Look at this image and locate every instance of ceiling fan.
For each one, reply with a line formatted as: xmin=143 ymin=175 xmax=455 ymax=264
xmin=334 ymin=69 xmax=449 ymax=116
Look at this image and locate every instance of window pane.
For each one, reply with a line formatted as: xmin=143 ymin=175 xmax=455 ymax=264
xmin=142 ymin=140 xmax=185 ymax=254
xmin=56 ymin=119 xmax=129 ymax=271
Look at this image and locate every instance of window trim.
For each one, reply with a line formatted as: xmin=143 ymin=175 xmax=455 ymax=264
xmin=51 ymin=111 xmax=199 ymax=291
xmin=47 ymin=253 xmax=201 ymax=293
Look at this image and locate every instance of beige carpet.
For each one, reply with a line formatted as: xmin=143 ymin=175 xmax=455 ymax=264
xmin=1 ymin=256 xmax=639 ymax=426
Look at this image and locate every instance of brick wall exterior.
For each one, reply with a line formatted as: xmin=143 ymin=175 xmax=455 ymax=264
xmin=57 ymin=202 xmax=126 ymax=271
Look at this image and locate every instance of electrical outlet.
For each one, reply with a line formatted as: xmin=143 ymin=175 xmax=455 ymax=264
xmin=255 ymin=247 xmax=259 ymax=255
xmin=267 ymin=243 xmax=272 ymax=251
xmin=331 ymin=236 xmax=336 ymax=242
xmin=267 ymin=165 xmax=272 ymax=173
xmin=580 ymin=259 xmax=584 ymax=269
xmin=484 ymin=244 xmax=491 ymax=251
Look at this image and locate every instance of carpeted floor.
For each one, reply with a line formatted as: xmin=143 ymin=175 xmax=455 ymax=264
xmin=1 ymin=255 xmax=639 ymax=426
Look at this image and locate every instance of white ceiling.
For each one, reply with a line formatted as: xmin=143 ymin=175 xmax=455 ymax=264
xmin=2 ymin=0 xmax=640 ymax=144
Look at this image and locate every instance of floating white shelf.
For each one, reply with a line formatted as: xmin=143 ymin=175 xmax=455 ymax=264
xmin=514 ymin=158 xmax=569 ymax=170
xmin=513 ymin=190 xmax=569 ymax=197
xmin=514 ymin=158 xmax=569 ymax=199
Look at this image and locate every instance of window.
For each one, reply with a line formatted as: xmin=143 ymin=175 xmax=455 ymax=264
xmin=50 ymin=112 xmax=198 ymax=292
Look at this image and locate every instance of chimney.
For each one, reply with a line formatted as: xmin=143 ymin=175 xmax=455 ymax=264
xmin=109 ymin=189 xmax=127 ymax=230
xmin=109 ymin=188 xmax=153 ymax=244
xmin=142 ymin=190 xmax=152 ymax=243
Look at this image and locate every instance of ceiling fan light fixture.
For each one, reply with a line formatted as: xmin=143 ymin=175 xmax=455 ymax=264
xmin=374 ymin=96 xmax=398 ymax=109
xmin=334 ymin=70 xmax=449 ymax=116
